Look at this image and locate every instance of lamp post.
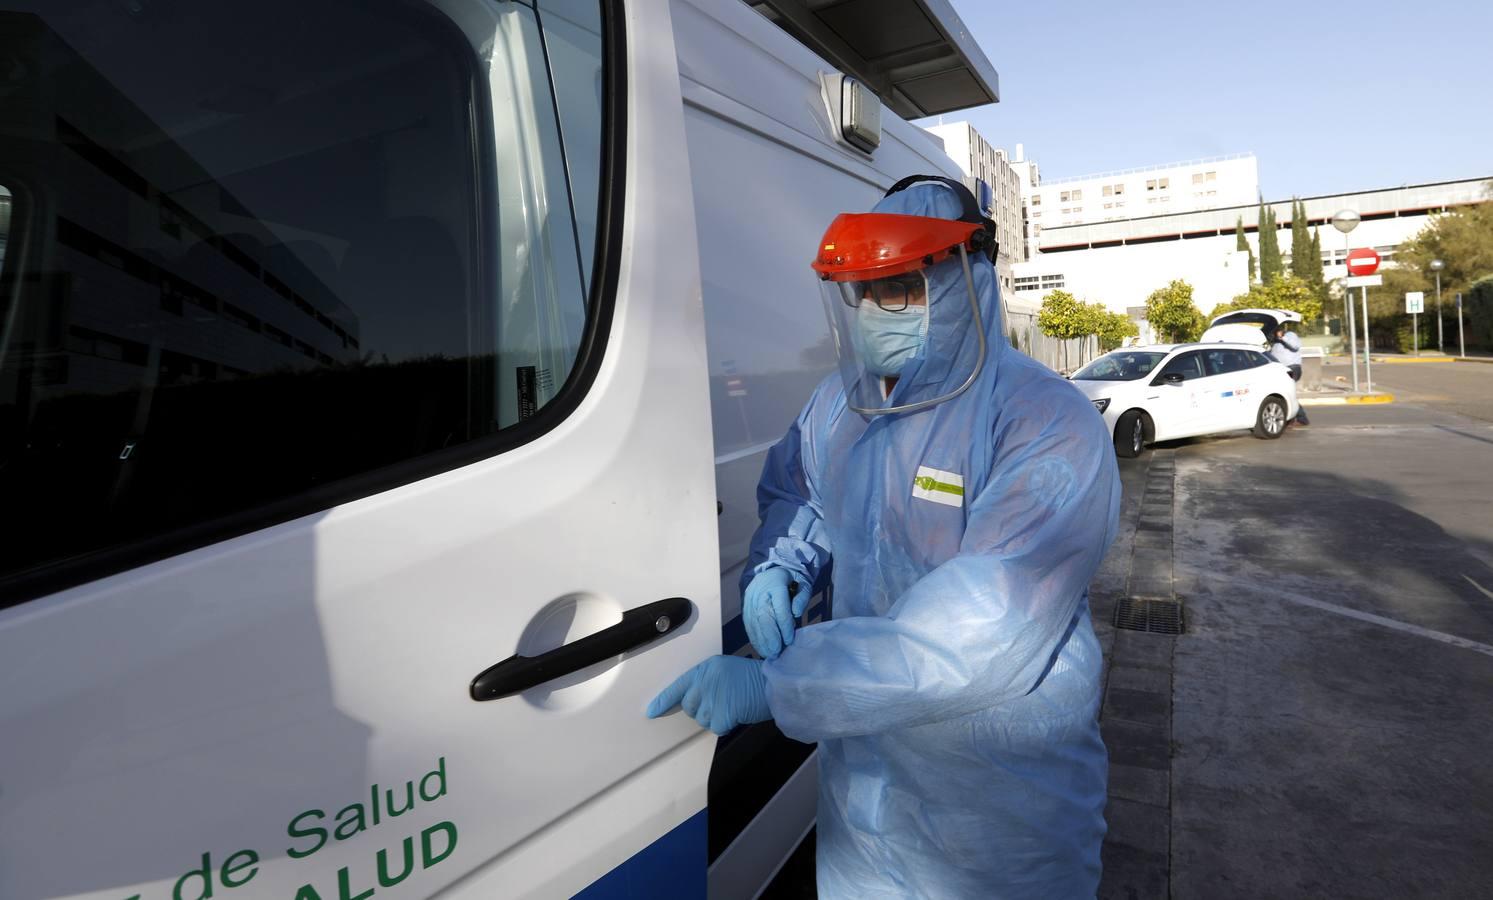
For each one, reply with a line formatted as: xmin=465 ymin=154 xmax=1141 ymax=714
xmin=1333 ymin=210 xmax=1361 ymax=392
xmin=1430 ymin=259 xmax=1445 ymax=351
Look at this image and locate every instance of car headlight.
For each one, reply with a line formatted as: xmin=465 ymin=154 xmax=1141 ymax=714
xmin=1092 ymin=398 xmax=1110 ymax=414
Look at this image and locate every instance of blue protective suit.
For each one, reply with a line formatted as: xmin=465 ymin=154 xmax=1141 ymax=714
xmin=744 ymin=183 xmax=1121 ymax=897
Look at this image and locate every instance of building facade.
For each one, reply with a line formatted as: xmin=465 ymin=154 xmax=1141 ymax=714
xmin=923 ymin=122 xmax=1023 ymax=295
xmin=1025 ymin=154 xmax=1259 ymax=230
xmin=1011 ymin=177 xmax=1491 ymax=331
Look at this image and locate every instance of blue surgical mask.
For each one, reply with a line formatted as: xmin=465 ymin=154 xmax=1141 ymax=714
xmin=853 ymin=302 xmax=929 ymax=377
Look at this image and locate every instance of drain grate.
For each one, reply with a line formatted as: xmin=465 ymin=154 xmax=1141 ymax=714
xmin=1114 ymin=597 xmax=1184 ymax=634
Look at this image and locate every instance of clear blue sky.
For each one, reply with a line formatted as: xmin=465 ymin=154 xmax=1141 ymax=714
xmin=924 ymin=0 xmax=1493 ymax=200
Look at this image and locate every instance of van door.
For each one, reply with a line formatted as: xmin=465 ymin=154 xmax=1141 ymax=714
xmin=0 ymin=2 xmax=720 ymax=899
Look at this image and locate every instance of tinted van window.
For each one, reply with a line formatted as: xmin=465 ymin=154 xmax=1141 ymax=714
xmin=0 ymin=0 xmax=603 ymax=592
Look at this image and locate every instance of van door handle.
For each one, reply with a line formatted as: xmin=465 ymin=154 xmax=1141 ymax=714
xmin=469 ymin=597 xmax=694 ymax=701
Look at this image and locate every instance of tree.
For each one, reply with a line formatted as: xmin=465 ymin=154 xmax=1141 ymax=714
xmin=1309 ymin=227 xmax=1325 ymax=297
xmin=1144 ymin=280 xmax=1205 ymax=343
xmin=1258 ymin=203 xmax=1284 ymax=286
xmin=1359 ymin=192 xmax=1493 ymax=346
xmin=1093 ymin=305 xmax=1139 ymax=351
xmin=1210 ymin=274 xmax=1323 ymax=325
xmin=1290 ymin=199 xmax=1313 ymax=282
xmin=1037 ymin=289 xmax=1098 ymax=369
xmin=1236 ymin=216 xmax=1256 ymax=283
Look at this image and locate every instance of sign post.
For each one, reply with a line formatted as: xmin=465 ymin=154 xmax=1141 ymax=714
xmin=1346 ymin=248 xmax=1381 ymax=391
xmin=1406 ymin=292 xmax=1425 ymax=355
xmin=1457 ymin=293 xmax=1465 ymax=358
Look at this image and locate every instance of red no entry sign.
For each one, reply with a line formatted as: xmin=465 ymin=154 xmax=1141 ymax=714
xmin=1346 ymin=247 xmax=1381 ymax=276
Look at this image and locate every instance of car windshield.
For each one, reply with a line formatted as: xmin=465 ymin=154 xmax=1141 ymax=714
xmin=1072 ymin=351 xmax=1168 ymax=381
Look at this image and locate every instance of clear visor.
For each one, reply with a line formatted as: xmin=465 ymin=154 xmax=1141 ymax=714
xmin=818 ymin=246 xmax=988 ymax=417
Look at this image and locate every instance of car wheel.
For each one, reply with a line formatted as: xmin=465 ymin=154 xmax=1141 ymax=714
xmin=1253 ymin=396 xmax=1287 ymax=439
xmin=1114 ymin=409 xmax=1146 ymax=458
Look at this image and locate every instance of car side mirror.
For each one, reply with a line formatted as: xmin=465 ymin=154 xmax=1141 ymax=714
xmin=1163 ymin=373 xmax=1185 ymax=385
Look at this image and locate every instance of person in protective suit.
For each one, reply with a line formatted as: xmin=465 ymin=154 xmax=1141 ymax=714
xmin=648 ymin=177 xmax=1121 ymax=897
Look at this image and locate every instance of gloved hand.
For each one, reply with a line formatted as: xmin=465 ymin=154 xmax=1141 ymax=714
xmin=743 ymin=567 xmax=809 ymax=660
xmin=646 ymin=655 xmax=772 ymax=735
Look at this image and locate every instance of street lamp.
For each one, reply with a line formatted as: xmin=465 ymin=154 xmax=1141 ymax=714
xmin=1333 ymin=209 xmax=1362 ymax=392
xmin=1430 ymin=259 xmax=1445 ymax=351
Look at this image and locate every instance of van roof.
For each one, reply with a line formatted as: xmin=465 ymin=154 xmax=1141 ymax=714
xmin=748 ymin=0 xmax=1000 ymax=117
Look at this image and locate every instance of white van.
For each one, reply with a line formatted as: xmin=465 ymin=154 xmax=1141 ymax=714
xmin=0 ymin=1 xmax=997 ymax=898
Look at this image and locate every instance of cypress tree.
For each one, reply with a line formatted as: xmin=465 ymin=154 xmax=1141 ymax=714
xmin=1290 ymin=199 xmax=1313 ymax=280
xmin=1258 ymin=203 xmax=1283 ymax=286
xmin=1236 ymin=216 xmax=1257 ymax=283
xmin=1309 ymin=227 xmax=1324 ymax=293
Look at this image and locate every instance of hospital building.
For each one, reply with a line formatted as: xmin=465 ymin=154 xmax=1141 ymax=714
xmin=926 ymin=122 xmax=1491 ymax=344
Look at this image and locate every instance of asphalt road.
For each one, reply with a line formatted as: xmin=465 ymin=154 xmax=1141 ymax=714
xmin=1328 ymin=357 xmax=1493 ymax=423
xmin=1100 ymin=370 xmax=1493 ymax=898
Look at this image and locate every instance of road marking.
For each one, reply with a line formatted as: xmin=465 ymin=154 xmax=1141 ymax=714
xmin=1269 ymin=588 xmax=1493 ymax=658
xmin=1464 ymin=575 xmax=1493 ymax=603
xmin=1435 ymin=425 xmax=1493 ymax=448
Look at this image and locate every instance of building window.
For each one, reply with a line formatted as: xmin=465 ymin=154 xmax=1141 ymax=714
xmin=1059 ymin=191 xmax=1069 ymax=202
xmin=1146 ymin=179 xmax=1157 ymax=191
xmin=1071 ymin=189 xmax=1082 ymax=201
xmin=1103 ymin=202 xmax=1112 ymax=209
xmin=1206 ymin=171 xmax=1217 ymax=182
xmin=1192 ymin=173 xmax=1204 ymax=185
xmin=1031 ymin=211 xmax=1041 ymax=218
xmin=1103 ymin=185 xmax=1113 ymax=197
xmin=1114 ymin=184 xmax=1125 ymax=196
xmin=1031 ymin=195 xmax=1041 ymax=206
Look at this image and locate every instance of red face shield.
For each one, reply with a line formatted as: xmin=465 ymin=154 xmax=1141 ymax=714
xmin=811 ymin=213 xmax=984 ymax=283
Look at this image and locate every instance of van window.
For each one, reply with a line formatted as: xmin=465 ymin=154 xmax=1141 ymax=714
xmin=0 ymin=0 xmax=606 ymax=596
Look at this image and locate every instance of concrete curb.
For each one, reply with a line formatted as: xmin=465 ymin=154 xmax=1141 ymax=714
xmin=1453 ymin=356 xmax=1493 ymax=365
xmin=1372 ymin=357 xmax=1454 ymax=364
xmin=1300 ymin=393 xmax=1395 ymax=407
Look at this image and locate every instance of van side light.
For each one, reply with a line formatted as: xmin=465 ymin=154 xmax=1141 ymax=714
xmin=820 ymin=72 xmax=880 ymax=154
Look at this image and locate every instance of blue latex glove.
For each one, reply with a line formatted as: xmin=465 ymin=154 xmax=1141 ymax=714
xmin=646 ymin=655 xmax=772 ymax=735
xmin=743 ymin=568 xmax=809 ymax=660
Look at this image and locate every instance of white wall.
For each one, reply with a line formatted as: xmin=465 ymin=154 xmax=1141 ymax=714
xmin=1013 ymin=237 xmax=1251 ymax=318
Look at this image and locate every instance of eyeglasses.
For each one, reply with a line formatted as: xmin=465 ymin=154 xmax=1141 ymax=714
xmin=842 ymin=273 xmax=926 ymax=311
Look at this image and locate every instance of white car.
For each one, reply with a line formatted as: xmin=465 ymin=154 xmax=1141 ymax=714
xmin=1069 ymin=343 xmax=1301 ymax=457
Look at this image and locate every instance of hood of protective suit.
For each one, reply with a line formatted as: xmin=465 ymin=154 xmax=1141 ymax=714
xmin=865 ymin=182 xmax=1005 ymax=412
